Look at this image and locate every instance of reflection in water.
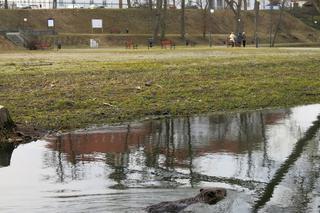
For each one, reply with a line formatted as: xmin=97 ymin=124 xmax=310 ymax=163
xmin=253 ymin=115 xmax=320 ymax=211
xmin=46 ymin=109 xmax=292 ymax=188
xmin=0 ymin=104 xmax=320 ymax=212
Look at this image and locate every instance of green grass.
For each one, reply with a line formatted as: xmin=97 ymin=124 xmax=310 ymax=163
xmin=0 ymin=47 xmax=320 ymax=130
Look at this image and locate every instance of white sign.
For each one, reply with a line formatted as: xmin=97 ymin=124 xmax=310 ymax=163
xmin=48 ymin=19 xmax=54 ymax=27
xmin=91 ymin=19 xmax=103 ymax=29
xmin=90 ymin=39 xmax=99 ymax=48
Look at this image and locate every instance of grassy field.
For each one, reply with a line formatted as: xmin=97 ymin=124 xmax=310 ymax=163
xmin=0 ymin=46 xmax=320 ymax=131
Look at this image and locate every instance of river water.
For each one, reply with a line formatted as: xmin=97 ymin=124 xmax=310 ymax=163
xmin=0 ymin=104 xmax=320 ymax=213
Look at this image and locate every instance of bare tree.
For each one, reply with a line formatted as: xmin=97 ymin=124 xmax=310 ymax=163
xmin=196 ymin=0 xmax=209 ymax=38
xmin=243 ymin=0 xmax=247 ymax=10
xmin=160 ymin=0 xmax=168 ymax=39
xmin=4 ymin=0 xmax=8 ymax=9
xmin=148 ymin=0 xmax=153 ymax=9
xmin=225 ymin=0 xmax=243 ymax=33
xmin=153 ymin=0 xmax=163 ymax=40
xmin=271 ymin=0 xmax=288 ymax=47
xmin=312 ymin=0 xmax=320 ymax=13
xmin=53 ymin=0 xmax=57 ymax=8
xmin=180 ymin=0 xmax=186 ymax=39
xmin=127 ymin=0 xmax=132 ymax=8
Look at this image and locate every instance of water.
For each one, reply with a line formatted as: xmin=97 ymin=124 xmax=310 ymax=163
xmin=0 ymin=104 xmax=320 ymax=213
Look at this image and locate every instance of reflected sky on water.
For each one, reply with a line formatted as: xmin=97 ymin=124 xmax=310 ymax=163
xmin=0 ymin=104 xmax=319 ymax=212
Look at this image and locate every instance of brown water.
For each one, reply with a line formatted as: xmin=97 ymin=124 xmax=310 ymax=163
xmin=0 ymin=104 xmax=320 ymax=213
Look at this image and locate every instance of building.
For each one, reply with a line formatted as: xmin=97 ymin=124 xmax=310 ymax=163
xmin=1 ymin=0 xmax=304 ymax=10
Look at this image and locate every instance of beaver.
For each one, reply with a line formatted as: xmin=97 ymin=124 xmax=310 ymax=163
xmin=146 ymin=187 xmax=227 ymax=213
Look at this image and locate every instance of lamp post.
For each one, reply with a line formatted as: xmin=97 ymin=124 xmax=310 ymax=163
xmin=209 ymin=8 xmax=214 ymax=47
xmin=23 ymin=18 xmax=28 ymax=31
xmin=254 ymin=0 xmax=260 ymax=48
xmin=314 ymin=20 xmax=318 ymax=42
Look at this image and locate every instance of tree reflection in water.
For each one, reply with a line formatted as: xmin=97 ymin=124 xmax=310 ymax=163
xmin=45 ymin=109 xmax=289 ymax=184
xmin=43 ymin=107 xmax=320 ymax=211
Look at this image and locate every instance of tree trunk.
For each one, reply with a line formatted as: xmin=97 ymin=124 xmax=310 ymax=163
xmin=202 ymin=10 xmax=207 ymax=38
xmin=254 ymin=0 xmax=260 ymax=47
xmin=235 ymin=14 xmax=241 ymax=33
xmin=271 ymin=0 xmax=286 ymax=47
xmin=180 ymin=0 xmax=186 ymax=39
xmin=243 ymin=0 xmax=247 ymax=10
xmin=160 ymin=0 xmax=167 ymax=39
xmin=127 ymin=0 xmax=131 ymax=8
xmin=209 ymin=0 xmax=213 ymax=9
xmin=4 ymin=0 xmax=8 ymax=9
xmin=149 ymin=0 xmax=153 ymax=9
xmin=225 ymin=0 xmax=243 ymax=33
xmin=53 ymin=0 xmax=57 ymax=8
xmin=202 ymin=3 xmax=209 ymax=39
xmin=153 ymin=0 xmax=163 ymax=41
xmin=312 ymin=0 xmax=320 ymax=13
xmin=119 ymin=0 xmax=123 ymax=8
xmin=235 ymin=0 xmax=242 ymax=33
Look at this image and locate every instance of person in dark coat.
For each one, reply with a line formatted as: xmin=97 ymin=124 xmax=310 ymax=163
xmin=236 ymin=32 xmax=243 ymax=47
xmin=242 ymin=32 xmax=247 ymax=47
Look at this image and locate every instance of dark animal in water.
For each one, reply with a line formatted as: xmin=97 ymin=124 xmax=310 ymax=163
xmin=146 ymin=187 xmax=227 ymax=213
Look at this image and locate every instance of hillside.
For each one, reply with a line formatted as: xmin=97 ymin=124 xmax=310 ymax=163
xmin=0 ymin=8 xmax=318 ymax=47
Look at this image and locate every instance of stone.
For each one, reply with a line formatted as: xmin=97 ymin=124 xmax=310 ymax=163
xmin=0 ymin=105 xmax=15 ymax=132
xmin=0 ymin=142 xmax=15 ymax=167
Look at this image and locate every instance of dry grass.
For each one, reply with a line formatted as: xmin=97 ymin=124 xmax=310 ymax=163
xmin=0 ymin=47 xmax=320 ymax=130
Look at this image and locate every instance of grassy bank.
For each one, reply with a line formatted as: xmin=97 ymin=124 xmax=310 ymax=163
xmin=0 ymin=47 xmax=320 ymax=130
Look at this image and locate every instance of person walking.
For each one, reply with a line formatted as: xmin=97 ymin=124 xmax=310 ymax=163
xmin=242 ymin=32 xmax=247 ymax=47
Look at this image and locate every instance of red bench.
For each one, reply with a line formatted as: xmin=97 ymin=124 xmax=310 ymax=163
xmin=36 ymin=42 xmax=51 ymax=50
xmin=125 ymin=39 xmax=138 ymax=49
xmin=160 ymin=39 xmax=175 ymax=49
xmin=28 ymin=41 xmax=51 ymax=50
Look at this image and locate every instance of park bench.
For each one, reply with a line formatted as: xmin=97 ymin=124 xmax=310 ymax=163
xmin=225 ymin=39 xmax=241 ymax=47
xmin=160 ymin=39 xmax=175 ymax=49
xmin=27 ymin=40 xmax=51 ymax=50
xmin=35 ymin=42 xmax=51 ymax=50
xmin=110 ymin=28 xmax=121 ymax=34
xmin=125 ymin=39 xmax=138 ymax=49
